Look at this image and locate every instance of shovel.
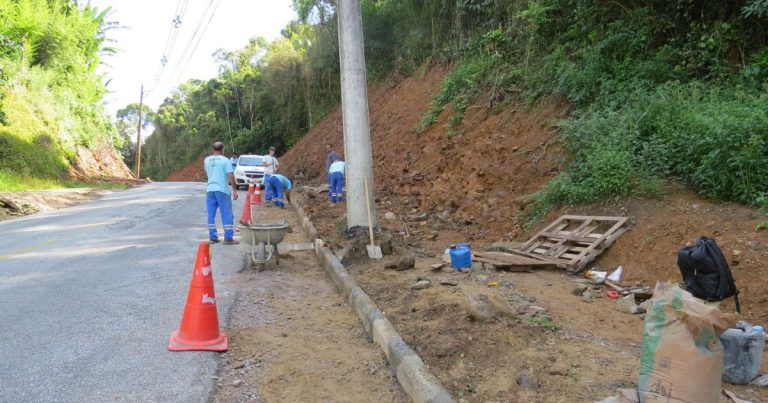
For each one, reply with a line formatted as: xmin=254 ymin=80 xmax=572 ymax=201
xmin=364 ymin=176 xmax=383 ymax=259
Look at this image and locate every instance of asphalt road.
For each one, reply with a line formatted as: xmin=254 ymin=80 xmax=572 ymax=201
xmin=0 ymin=183 xmax=244 ymax=402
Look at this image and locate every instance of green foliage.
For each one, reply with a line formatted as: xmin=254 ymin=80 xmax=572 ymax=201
xmin=143 ymin=0 xmax=768 ymax=220
xmin=0 ymin=0 xmax=118 ymax=184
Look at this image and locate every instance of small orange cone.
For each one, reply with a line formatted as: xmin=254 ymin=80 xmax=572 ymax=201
xmin=239 ymin=193 xmax=253 ymax=225
xmin=168 ymin=242 xmax=228 ymax=352
xmin=252 ymin=183 xmax=262 ymax=205
xmin=247 ymin=181 xmax=254 ymax=195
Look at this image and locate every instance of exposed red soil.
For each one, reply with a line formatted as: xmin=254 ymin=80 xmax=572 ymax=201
xmin=165 ymin=155 xmax=206 ymax=182
xmin=170 ymin=65 xmax=768 ymax=402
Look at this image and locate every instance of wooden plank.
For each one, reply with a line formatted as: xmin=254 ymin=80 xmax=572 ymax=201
xmin=540 ymin=232 xmax=599 ymax=244
xmin=561 ymin=215 xmax=627 ymax=222
xmin=473 ymin=251 xmax=554 ymax=266
xmin=566 ymin=217 xmax=628 ymax=266
xmin=542 ymin=218 xmax=594 ymax=258
xmin=520 ymin=216 xmax=568 ymax=250
xmin=472 ymin=257 xmax=536 ymax=272
xmin=503 ymin=248 xmax=561 ymax=263
xmin=523 ymin=240 xmax=545 ymax=254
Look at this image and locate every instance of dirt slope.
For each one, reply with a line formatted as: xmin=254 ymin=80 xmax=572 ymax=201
xmin=278 ymin=65 xmax=767 ymax=324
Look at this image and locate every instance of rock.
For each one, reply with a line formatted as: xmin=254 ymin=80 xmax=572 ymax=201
xmin=548 ymin=358 xmax=570 ymax=376
xmin=636 ymin=298 xmax=652 ymax=314
xmin=427 ymin=221 xmax=445 ymax=231
xmin=732 ymin=249 xmax=742 ymax=256
xmin=582 ymin=288 xmax=600 ymax=299
xmin=411 ymin=280 xmax=431 ymax=290
xmin=616 ymin=294 xmax=639 ymax=314
xmin=439 ymin=279 xmax=458 ymax=286
xmin=518 ymin=305 xmax=546 ymax=318
xmin=572 ymin=285 xmax=588 ymax=296
xmin=384 ymin=255 xmax=415 ymax=271
xmin=475 ymin=274 xmax=489 ymax=283
xmin=384 ymin=211 xmax=397 ymax=220
xmin=412 ymin=213 xmax=429 ymax=221
xmin=430 ymin=263 xmax=445 ymax=271
xmin=233 ymin=379 xmax=244 ymax=387
xmin=427 ymin=232 xmax=438 ymax=241
xmin=234 ymin=361 xmax=246 ymax=369
xmin=516 ymin=372 xmax=539 ymax=391
xmin=442 ymin=249 xmax=451 ymax=264
xmin=464 ymin=293 xmax=512 ymax=321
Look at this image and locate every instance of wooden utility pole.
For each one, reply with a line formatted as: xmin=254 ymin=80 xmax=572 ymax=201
xmin=134 ymin=85 xmax=144 ymax=179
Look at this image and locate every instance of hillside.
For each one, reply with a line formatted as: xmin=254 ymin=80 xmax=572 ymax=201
xmin=278 ymin=66 xmax=768 ymax=325
xmin=169 ymin=65 xmax=768 ymax=325
xmin=167 ymin=64 xmax=768 ymax=400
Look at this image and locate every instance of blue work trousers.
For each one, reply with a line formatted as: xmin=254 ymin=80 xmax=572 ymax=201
xmin=206 ymin=191 xmax=235 ymax=240
xmin=329 ymin=172 xmax=344 ymax=203
xmin=266 ymin=176 xmax=285 ymax=207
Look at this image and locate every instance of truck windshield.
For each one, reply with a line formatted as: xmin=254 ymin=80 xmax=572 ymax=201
xmin=238 ymin=156 xmax=263 ymax=166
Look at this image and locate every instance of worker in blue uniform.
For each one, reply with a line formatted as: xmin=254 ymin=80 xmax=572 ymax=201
xmin=264 ymin=174 xmax=292 ymax=208
xmin=328 ymin=160 xmax=345 ymax=203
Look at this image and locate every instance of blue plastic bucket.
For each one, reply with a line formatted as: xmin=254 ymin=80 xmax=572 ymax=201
xmin=449 ymin=243 xmax=472 ymax=269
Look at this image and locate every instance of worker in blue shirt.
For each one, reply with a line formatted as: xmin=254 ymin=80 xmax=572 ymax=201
xmin=264 ymin=173 xmax=292 ymax=208
xmin=204 ymin=142 xmax=239 ymax=244
xmin=325 ymin=144 xmax=339 ymax=197
xmin=328 ymin=160 xmax=345 ymax=203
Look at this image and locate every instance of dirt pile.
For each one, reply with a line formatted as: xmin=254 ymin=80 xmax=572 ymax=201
xmin=69 ymin=138 xmax=135 ymax=181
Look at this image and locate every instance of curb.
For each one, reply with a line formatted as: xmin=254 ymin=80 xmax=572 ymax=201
xmin=293 ymin=200 xmax=455 ymax=403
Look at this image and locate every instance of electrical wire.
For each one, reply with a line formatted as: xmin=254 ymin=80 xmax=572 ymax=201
xmin=147 ymin=0 xmax=190 ymax=95
xmin=167 ymin=0 xmax=222 ymax=87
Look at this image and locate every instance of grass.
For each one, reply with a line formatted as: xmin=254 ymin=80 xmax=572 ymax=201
xmin=525 ymin=316 xmax=560 ymax=331
xmin=0 ymin=171 xmax=129 ymax=192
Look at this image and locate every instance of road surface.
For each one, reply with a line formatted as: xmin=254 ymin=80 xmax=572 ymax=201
xmin=0 ymin=183 xmax=242 ymax=402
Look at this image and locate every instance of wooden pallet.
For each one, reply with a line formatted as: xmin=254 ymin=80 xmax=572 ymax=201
xmin=518 ymin=215 xmax=629 ymax=272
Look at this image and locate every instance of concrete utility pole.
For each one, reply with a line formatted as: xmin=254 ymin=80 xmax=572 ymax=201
xmin=337 ymin=0 xmax=376 ymax=229
xmin=134 ymin=85 xmax=144 ymax=179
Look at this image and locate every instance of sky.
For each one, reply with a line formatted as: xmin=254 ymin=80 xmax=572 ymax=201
xmin=91 ymin=0 xmax=297 ymax=118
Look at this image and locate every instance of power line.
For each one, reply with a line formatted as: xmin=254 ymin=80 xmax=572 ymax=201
xmin=147 ymin=0 xmax=190 ymax=95
xmin=167 ymin=0 xmax=222 ymax=87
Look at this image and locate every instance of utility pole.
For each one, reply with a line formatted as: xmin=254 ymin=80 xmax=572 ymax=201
xmin=338 ymin=0 xmax=375 ymax=229
xmin=134 ymin=85 xmax=144 ymax=179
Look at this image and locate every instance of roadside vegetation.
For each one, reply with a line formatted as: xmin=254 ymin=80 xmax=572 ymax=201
xmin=0 ymin=0 xmax=123 ymax=190
xmin=137 ymin=1 xmax=768 ymax=218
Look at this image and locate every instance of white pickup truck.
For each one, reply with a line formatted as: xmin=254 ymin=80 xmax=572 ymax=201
xmin=234 ymin=154 xmax=266 ymax=189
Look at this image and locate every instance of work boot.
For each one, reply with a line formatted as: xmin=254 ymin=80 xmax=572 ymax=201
xmin=223 ymin=239 xmax=239 ymax=245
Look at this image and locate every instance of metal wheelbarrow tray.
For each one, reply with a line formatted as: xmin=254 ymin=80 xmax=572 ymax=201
xmin=239 ymin=222 xmax=290 ymax=270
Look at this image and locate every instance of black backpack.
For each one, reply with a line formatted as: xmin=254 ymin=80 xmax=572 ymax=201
xmin=676 ymin=236 xmax=740 ymax=313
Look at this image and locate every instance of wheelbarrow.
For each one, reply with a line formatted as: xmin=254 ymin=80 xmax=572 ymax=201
xmin=239 ymin=220 xmax=290 ymax=270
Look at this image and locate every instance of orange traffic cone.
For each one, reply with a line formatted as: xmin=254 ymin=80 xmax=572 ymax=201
xmin=252 ymin=183 xmax=262 ymax=205
xmin=247 ymin=181 xmax=254 ymax=195
xmin=168 ymin=242 xmax=228 ymax=352
xmin=239 ymin=193 xmax=253 ymax=225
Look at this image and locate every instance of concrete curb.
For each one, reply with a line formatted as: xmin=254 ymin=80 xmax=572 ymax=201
xmin=293 ymin=200 xmax=455 ymax=403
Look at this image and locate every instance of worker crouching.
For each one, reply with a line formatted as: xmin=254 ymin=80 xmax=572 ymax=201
xmin=264 ymin=174 xmax=292 ymax=208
